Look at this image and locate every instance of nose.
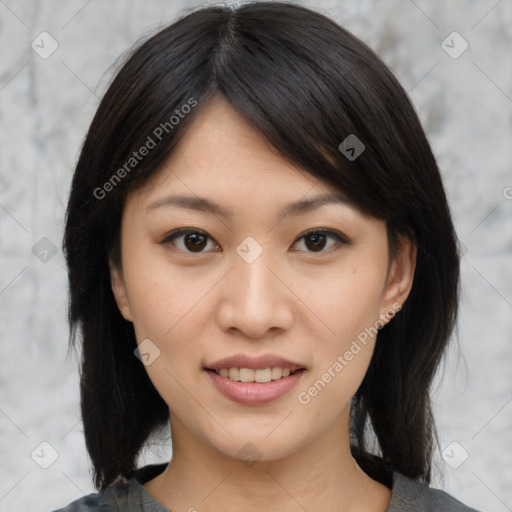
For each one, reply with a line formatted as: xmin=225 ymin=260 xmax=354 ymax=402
xmin=216 ymin=245 xmax=294 ymax=339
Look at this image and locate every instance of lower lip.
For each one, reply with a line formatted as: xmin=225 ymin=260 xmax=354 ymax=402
xmin=206 ymin=369 xmax=305 ymax=405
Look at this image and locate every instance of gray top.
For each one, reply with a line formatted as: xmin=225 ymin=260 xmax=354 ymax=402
xmin=52 ymin=463 xmax=482 ymax=512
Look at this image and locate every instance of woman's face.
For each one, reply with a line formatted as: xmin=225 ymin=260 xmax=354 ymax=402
xmin=110 ymin=95 xmax=415 ymax=465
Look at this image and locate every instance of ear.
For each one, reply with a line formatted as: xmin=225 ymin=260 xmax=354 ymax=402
xmin=378 ymin=236 xmax=417 ymax=327
xmin=109 ymin=260 xmax=134 ymax=322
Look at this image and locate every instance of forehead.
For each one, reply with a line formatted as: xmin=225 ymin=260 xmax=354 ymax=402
xmin=129 ymin=96 xmax=349 ymax=210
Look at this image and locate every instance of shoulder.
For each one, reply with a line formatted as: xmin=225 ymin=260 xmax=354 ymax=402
xmin=51 ymin=492 xmax=103 ymax=511
xmin=51 ymin=463 xmax=168 ymax=512
xmin=50 ymin=478 xmax=141 ymax=512
xmin=388 ymin=471 xmax=482 ymax=512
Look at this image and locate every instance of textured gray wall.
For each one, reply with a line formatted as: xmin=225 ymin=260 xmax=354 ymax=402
xmin=0 ymin=1 xmax=511 ymax=510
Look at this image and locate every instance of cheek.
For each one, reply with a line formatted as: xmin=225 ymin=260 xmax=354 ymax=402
xmin=296 ymin=260 xmax=385 ymax=399
xmin=121 ymin=253 xmax=212 ymax=413
xmin=121 ymin=243 xmax=210 ymax=340
xmin=120 ymin=248 xmax=227 ymax=411
xmin=296 ymin=291 xmax=378 ymax=418
xmin=301 ymin=259 xmax=385 ymax=342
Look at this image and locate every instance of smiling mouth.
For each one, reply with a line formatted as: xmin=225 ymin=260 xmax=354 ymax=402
xmin=205 ymin=367 xmax=305 ymax=383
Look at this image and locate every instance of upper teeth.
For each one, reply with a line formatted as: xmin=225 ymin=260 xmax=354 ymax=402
xmin=216 ymin=367 xmax=294 ymax=383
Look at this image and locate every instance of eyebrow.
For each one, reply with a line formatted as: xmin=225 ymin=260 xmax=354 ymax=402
xmin=146 ymin=192 xmax=350 ymax=219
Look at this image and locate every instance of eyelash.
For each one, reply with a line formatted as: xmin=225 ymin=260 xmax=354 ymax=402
xmin=159 ymin=228 xmax=350 ymax=255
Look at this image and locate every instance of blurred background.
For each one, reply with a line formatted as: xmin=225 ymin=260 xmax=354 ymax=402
xmin=0 ymin=0 xmax=511 ymax=510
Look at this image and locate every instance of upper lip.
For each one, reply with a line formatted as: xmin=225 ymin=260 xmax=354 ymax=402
xmin=206 ymin=353 xmax=306 ymax=372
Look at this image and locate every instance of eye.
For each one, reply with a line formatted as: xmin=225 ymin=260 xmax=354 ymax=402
xmin=160 ymin=228 xmax=220 ymax=253
xmin=160 ymin=228 xmax=349 ymax=255
xmin=291 ymin=229 xmax=349 ymax=253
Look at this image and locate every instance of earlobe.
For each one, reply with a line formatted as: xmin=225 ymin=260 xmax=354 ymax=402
xmin=379 ymin=237 xmax=417 ymax=327
xmin=109 ymin=261 xmax=133 ymax=322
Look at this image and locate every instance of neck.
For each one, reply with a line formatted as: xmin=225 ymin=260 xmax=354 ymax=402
xmin=144 ymin=412 xmax=391 ymax=512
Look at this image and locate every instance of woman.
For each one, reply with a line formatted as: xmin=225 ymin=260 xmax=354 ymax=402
xmin=55 ymin=2 xmax=481 ymax=511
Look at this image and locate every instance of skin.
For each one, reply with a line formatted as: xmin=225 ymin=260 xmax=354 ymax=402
xmin=110 ymin=94 xmax=416 ymax=512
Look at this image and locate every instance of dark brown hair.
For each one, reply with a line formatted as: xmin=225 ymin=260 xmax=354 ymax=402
xmin=63 ymin=1 xmax=460 ymax=490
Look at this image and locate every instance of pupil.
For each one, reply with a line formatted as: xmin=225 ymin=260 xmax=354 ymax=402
xmin=186 ymin=233 xmax=206 ymax=251
xmin=306 ymin=233 xmax=326 ymax=252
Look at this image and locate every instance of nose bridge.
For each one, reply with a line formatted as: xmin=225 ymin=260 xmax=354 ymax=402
xmin=234 ymin=237 xmax=278 ymax=307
